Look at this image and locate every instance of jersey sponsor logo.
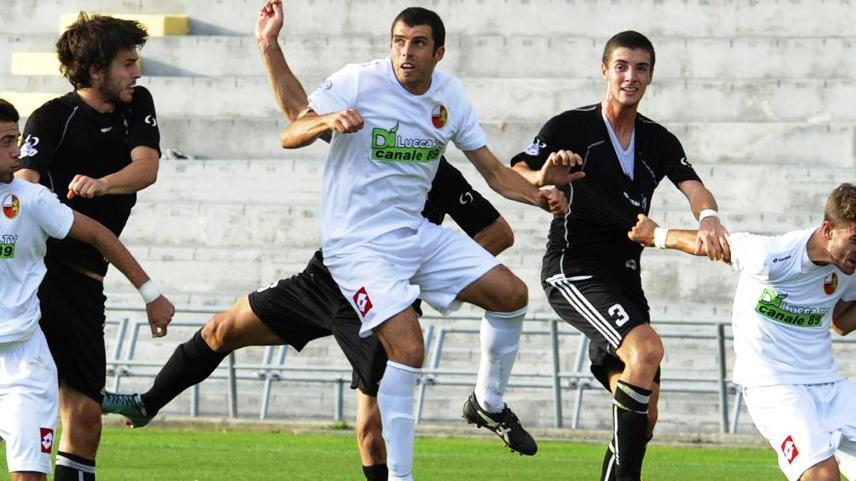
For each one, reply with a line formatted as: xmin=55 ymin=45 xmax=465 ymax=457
xmin=824 ymin=272 xmax=838 ymax=295
xmin=40 ymin=427 xmax=53 ymax=453
xmin=20 ymin=135 xmax=39 ymax=158
xmin=431 ymin=104 xmax=448 ymax=129
xmin=145 ymin=115 xmax=157 ymax=127
xmin=781 ymin=435 xmax=799 ymax=464
xmin=353 ymin=287 xmax=373 ymax=317
xmin=371 ymin=123 xmax=443 ymax=163
xmin=524 ymin=138 xmax=547 ymax=156
xmin=755 ymin=288 xmax=827 ymax=328
xmin=772 ymin=255 xmax=792 ymax=263
xmin=459 ymin=192 xmax=473 ymax=205
xmin=0 ymin=234 xmax=17 ymax=259
xmin=2 ymin=194 xmax=20 ymax=219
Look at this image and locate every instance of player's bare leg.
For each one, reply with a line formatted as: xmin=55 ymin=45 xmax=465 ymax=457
xmin=11 ymin=472 xmax=46 ymax=481
xmin=355 ymin=391 xmax=388 ymax=480
xmin=800 ymin=456 xmax=841 ymax=481
xmin=55 ymin=385 xmax=99 ymax=480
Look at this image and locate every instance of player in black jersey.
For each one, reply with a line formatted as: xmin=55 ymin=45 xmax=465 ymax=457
xmin=100 ymin=3 xmax=518 ymax=481
xmin=14 ymin=14 xmax=167 ymax=481
xmin=511 ymin=31 xmax=730 ymax=481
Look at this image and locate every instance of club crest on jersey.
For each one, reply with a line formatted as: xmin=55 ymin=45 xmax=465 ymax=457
xmin=431 ymin=104 xmax=448 ymax=129
xmin=353 ymin=287 xmax=373 ymax=317
xmin=824 ymin=272 xmax=838 ymax=295
xmin=781 ymin=435 xmax=799 ymax=464
xmin=40 ymin=428 xmax=53 ymax=453
xmin=2 ymin=194 xmax=19 ymax=219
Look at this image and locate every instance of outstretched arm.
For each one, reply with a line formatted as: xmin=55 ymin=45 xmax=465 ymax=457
xmin=67 ymin=211 xmax=175 ymax=337
xmin=279 ymin=108 xmax=363 ymax=148
xmin=511 ymin=149 xmax=585 ymax=187
xmin=627 ymin=213 xmax=731 ymax=263
xmin=678 ymin=180 xmax=731 ymax=261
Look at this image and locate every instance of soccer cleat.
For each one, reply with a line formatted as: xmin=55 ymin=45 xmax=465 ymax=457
xmin=462 ymin=392 xmax=538 ymax=455
xmin=101 ymin=392 xmax=153 ymax=428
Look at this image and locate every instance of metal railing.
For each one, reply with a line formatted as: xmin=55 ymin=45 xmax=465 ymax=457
xmin=103 ymin=305 xmax=772 ymax=434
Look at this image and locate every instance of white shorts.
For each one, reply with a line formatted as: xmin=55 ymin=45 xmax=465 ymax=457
xmin=324 ymin=219 xmax=500 ymax=336
xmin=744 ymin=381 xmax=856 ymax=481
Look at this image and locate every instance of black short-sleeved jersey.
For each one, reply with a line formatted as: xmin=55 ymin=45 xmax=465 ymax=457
xmin=511 ymin=103 xmax=701 ymax=281
xmin=422 ymin=157 xmax=500 ymax=235
xmin=20 ymin=86 xmax=160 ymax=275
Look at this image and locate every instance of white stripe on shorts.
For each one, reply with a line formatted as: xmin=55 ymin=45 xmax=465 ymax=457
xmin=550 ymin=277 xmax=622 ymax=347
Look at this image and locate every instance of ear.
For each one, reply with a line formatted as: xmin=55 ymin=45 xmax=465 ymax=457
xmin=89 ymin=64 xmax=104 ymax=83
xmin=821 ymin=220 xmax=835 ymax=240
xmin=433 ymin=45 xmax=445 ymax=62
xmin=600 ymin=62 xmax=608 ymax=80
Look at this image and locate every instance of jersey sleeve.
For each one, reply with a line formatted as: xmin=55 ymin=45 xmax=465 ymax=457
xmin=308 ymin=64 xmax=359 ymax=115
xmin=426 ymin=158 xmax=500 ymax=237
xmin=509 ymin=114 xmax=565 ymax=171
xmin=450 ymin=90 xmax=487 ymax=152
xmin=126 ymin=86 xmax=161 ymax=155
xmin=32 ymin=186 xmax=74 ymax=240
xmin=19 ymin=106 xmax=61 ymax=174
xmin=728 ymin=232 xmax=769 ymax=276
xmin=661 ymin=131 xmax=701 ymax=186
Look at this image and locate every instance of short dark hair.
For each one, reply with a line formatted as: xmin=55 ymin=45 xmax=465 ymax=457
xmin=602 ymin=30 xmax=655 ymax=69
xmin=391 ymin=7 xmax=445 ymax=51
xmin=824 ymin=183 xmax=856 ymax=229
xmin=56 ymin=12 xmax=148 ymax=89
xmin=0 ymin=98 xmax=19 ymax=123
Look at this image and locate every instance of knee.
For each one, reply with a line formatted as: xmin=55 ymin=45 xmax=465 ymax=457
xmin=387 ymin=338 xmax=424 ymax=368
xmin=201 ymin=313 xmax=237 ymax=353
xmin=801 ymin=458 xmax=840 ymax=481
xmin=505 ymin=277 xmax=528 ymax=311
xmin=626 ymin=339 xmax=664 ymax=370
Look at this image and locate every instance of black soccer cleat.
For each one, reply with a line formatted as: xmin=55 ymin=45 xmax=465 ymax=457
xmin=101 ymin=392 xmax=153 ymax=428
xmin=462 ymin=392 xmax=538 ymax=455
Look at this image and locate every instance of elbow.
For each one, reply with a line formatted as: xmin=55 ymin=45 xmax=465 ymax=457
xmin=279 ymin=130 xmax=305 ymax=150
xmin=498 ymin=225 xmax=514 ymax=252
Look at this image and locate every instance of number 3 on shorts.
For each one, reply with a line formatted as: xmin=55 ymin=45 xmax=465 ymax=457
xmin=608 ymin=303 xmax=630 ymax=327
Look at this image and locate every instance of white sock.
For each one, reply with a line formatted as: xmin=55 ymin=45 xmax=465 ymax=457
xmin=474 ymin=306 xmax=527 ymax=413
xmin=378 ymin=360 xmax=420 ymax=481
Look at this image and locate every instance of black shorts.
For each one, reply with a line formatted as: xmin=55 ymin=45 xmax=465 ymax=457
xmin=544 ymin=274 xmax=659 ymax=390
xmin=247 ymin=250 xmax=387 ymax=396
xmin=38 ymin=259 xmax=107 ymax=403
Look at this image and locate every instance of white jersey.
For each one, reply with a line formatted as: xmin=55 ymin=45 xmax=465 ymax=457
xmin=308 ymin=57 xmax=487 ymax=255
xmin=730 ymin=228 xmax=856 ymax=387
xmin=0 ymin=178 xmax=74 ymax=344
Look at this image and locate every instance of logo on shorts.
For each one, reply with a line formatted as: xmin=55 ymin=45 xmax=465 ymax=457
xmin=2 ymin=194 xmax=20 ymax=219
xmin=40 ymin=428 xmax=53 ymax=453
xmin=431 ymin=104 xmax=448 ymax=129
xmin=353 ymin=287 xmax=373 ymax=317
xmin=781 ymin=435 xmax=799 ymax=464
xmin=824 ymin=272 xmax=838 ymax=295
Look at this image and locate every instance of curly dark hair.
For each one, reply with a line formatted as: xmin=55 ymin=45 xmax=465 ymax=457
xmin=825 ymin=183 xmax=856 ymax=229
xmin=0 ymin=98 xmax=19 ymax=123
xmin=56 ymin=12 xmax=148 ymax=89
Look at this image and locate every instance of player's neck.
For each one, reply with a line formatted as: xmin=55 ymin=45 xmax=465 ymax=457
xmin=601 ymin=101 xmax=636 ymax=139
xmin=806 ymin=228 xmax=833 ymax=266
xmin=76 ymin=88 xmax=116 ymax=114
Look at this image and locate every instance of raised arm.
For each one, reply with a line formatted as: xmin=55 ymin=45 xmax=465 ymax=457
xmin=627 ymin=213 xmax=731 ymax=263
xmin=678 ymin=179 xmax=730 ymax=261
xmin=68 ymin=210 xmax=174 ymax=337
xmin=463 ymin=146 xmax=567 ymax=215
xmin=832 ymin=300 xmax=856 ymax=336
xmin=256 ymin=0 xmax=309 ymax=122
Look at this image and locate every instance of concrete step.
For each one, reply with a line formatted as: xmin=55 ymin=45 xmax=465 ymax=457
xmin=0 ymin=0 xmax=189 ymax=35
xmin=58 ymin=12 xmax=189 ymax=37
xmin=7 ymin=34 xmax=855 ymax=80
xmin=5 ymin=75 xmax=856 ymax=123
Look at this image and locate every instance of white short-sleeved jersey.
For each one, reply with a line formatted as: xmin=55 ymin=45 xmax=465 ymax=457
xmin=730 ymin=229 xmax=856 ymax=387
xmin=0 ymin=178 xmax=74 ymax=344
xmin=308 ymin=57 xmax=487 ymax=255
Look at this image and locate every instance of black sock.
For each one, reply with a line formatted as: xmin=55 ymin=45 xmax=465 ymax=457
xmin=362 ymin=464 xmax=388 ymax=481
xmin=141 ymin=329 xmax=229 ymax=414
xmin=612 ymin=380 xmax=651 ymax=481
xmin=55 ymin=451 xmax=95 ymax=481
xmin=600 ymin=440 xmax=616 ymax=481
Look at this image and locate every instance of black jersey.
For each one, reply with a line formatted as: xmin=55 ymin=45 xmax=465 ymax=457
xmin=20 ymin=86 xmax=160 ymax=275
xmin=422 ymin=157 xmax=499 ymax=235
xmin=511 ymin=103 xmax=701 ymax=280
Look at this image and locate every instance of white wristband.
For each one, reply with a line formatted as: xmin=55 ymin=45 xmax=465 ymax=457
xmin=138 ymin=280 xmax=161 ymax=304
xmin=653 ymin=228 xmax=669 ymax=249
xmin=698 ymin=209 xmax=719 ymax=222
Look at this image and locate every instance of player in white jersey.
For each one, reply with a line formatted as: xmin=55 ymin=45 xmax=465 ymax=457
xmin=627 ymin=183 xmax=856 ymax=481
xmin=0 ymin=98 xmax=174 ymax=481
xmin=279 ymin=7 xmax=575 ymax=481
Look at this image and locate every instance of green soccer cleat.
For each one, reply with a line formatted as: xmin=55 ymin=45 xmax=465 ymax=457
xmin=101 ymin=392 xmax=153 ymax=428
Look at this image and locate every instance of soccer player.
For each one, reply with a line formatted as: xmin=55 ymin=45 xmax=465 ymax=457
xmin=279 ymin=7 xmax=570 ymax=480
xmin=0 ymin=98 xmax=173 ymax=481
xmin=14 ymin=14 xmax=162 ymax=481
xmin=627 ymin=182 xmax=856 ymax=481
xmin=510 ymin=31 xmax=730 ymax=481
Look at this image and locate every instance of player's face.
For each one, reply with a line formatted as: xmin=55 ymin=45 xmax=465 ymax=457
xmin=390 ymin=22 xmax=445 ymax=95
xmin=827 ymin=221 xmax=856 ymax=275
xmin=96 ymin=48 xmax=141 ymax=105
xmin=0 ymin=121 xmax=21 ymax=184
xmin=601 ymin=47 xmax=653 ymax=108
